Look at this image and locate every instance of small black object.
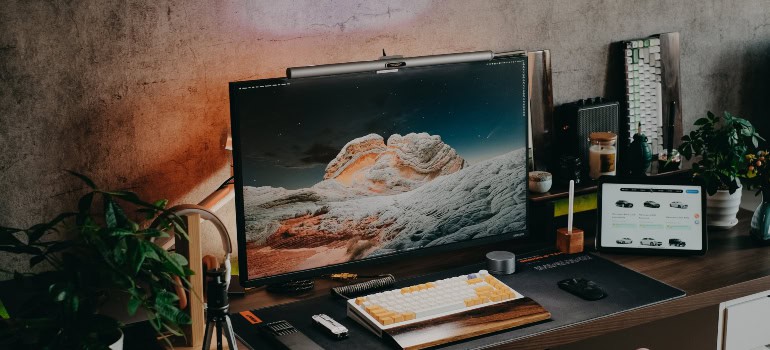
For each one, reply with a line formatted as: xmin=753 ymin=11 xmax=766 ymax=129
xmin=555 ymin=98 xmax=620 ymax=177
xmin=267 ymin=278 xmax=315 ymax=294
xmin=557 ymin=155 xmax=582 ymax=186
xmin=627 ymin=125 xmax=653 ymax=176
xmin=312 ymin=313 xmax=349 ymax=339
xmin=557 ymin=278 xmax=607 ymax=301
xmin=260 ymin=320 xmax=324 ymax=350
xmin=203 ymin=268 xmax=239 ymax=350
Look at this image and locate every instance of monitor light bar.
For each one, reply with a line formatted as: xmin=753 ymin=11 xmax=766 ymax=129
xmin=287 ymin=50 xmax=526 ymax=79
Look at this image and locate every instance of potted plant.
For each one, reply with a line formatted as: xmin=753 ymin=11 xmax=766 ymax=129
xmin=0 ymin=173 xmax=193 ymax=349
xmin=740 ymin=151 xmax=770 ymax=244
xmin=678 ymin=111 xmax=764 ymax=229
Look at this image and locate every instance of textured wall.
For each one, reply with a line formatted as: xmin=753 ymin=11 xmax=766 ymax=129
xmin=1 ymin=0 xmax=769 ymax=277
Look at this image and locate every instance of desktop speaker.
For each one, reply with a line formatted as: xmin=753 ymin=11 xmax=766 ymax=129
xmin=555 ymin=98 xmax=619 ymax=175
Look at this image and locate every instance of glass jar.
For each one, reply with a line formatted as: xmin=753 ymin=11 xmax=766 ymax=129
xmin=588 ymin=132 xmax=617 ymax=179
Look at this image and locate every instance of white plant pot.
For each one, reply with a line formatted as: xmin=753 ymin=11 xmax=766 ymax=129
xmin=707 ymin=187 xmax=742 ymax=229
xmin=108 ymin=329 xmax=124 ymax=350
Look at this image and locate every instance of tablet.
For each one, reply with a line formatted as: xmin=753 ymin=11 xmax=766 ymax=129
xmin=596 ymin=177 xmax=707 ymax=255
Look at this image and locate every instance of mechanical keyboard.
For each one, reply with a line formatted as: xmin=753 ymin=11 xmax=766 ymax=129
xmin=623 ymin=36 xmax=664 ymax=154
xmin=347 ymin=269 xmax=524 ymax=336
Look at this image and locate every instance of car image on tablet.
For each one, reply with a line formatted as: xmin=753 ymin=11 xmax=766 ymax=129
xmin=640 ymin=237 xmax=662 ymax=246
xmin=616 ymin=200 xmax=634 ymax=208
xmin=616 ymin=237 xmax=633 ymax=244
xmin=670 ymin=201 xmax=688 ymax=209
xmin=669 ymin=238 xmax=686 ymax=247
xmin=644 ymin=201 xmax=660 ymax=208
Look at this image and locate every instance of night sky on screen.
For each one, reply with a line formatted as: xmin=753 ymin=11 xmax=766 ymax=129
xmin=233 ymin=57 xmax=527 ymax=189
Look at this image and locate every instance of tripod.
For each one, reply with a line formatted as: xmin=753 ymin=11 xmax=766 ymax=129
xmin=202 ymin=268 xmax=238 ymax=350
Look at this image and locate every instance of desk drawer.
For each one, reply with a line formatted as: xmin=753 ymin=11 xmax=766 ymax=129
xmin=720 ymin=290 xmax=770 ymax=350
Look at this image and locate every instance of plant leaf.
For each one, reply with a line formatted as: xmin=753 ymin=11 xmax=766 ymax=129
xmin=104 ymin=197 xmax=118 ymax=229
xmin=108 ymin=228 xmax=135 ymax=237
xmin=127 ymin=295 xmax=141 ymax=316
xmin=29 ymin=255 xmax=46 ymax=267
xmin=140 ymin=241 xmax=161 ymax=261
xmin=153 ymin=199 xmax=168 ymax=210
xmin=27 ymin=212 xmax=74 ymax=243
xmin=0 ymin=245 xmax=42 ymax=255
xmin=0 ymin=229 xmax=24 ymax=247
xmin=127 ymin=240 xmax=146 ymax=275
xmin=66 ymin=170 xmax=96 ymax=189
xmin=694 ymin=117 xmax=709 ymax=126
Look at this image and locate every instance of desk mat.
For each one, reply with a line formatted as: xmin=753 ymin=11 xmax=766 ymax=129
xmin=231 ymin=252 xmax=685 ymax=349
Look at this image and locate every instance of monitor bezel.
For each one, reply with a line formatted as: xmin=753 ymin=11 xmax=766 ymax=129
xmin=229 ymin=56 xmax=530 ymax=287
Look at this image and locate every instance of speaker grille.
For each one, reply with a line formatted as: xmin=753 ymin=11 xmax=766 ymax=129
xmin=576 ymin=104 xmax=619 ymax=162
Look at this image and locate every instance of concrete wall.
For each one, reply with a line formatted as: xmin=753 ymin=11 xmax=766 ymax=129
xmin=1 ymin=0 xmax=769 ymax=277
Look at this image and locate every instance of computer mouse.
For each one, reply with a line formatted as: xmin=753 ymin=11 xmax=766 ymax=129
xmin=557 ymin=277 xmax=607 ymax=301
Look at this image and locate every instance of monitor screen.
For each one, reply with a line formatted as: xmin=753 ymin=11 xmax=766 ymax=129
xmin=230 ymin=55 xmax=529 ymax=285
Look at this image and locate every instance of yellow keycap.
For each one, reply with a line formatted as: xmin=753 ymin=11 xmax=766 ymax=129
xmin=365 ymin=305 xmax=380 ymax=313
xmin=467 ymin=278 xmax=482 ymax=284
xmin=356 ymin=297 xmax=366 ymax=305
xmin=382 ymin=317 xmax=394 ymax=325
xmin=475 ymin=286 xmax=493 ymax=293
xmin=393 ymin=314 xmax=404 ymax=323
xmin=403 ymin=312 xmax=416 ymax=320
xmin=477 ymin=291 xmax=491 ymax=298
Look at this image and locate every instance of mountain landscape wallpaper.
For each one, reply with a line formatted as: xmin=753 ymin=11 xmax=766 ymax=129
xmin=233 ymin=58 xmax=528 ymax=280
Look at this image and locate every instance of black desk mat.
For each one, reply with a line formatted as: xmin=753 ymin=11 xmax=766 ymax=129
xmin=232 ymin=252 xmax=685 ymax=349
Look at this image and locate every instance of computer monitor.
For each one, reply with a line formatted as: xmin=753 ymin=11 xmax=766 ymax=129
xmin=230 ymin=53 xmax=529 ymax=287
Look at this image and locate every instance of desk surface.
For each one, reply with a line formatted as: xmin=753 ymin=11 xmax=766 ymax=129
xmin=207 ymin=209 xmax=770 ymax=350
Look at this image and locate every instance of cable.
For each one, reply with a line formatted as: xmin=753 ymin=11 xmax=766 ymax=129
xmin=266 ymin=279 xmax=315 ymax=294
xmin=216 ymin=176 xmax=235 ymax=191
xmin=264 ymin=273 xmax=396 ymax=297
xmin=330 ymin=274 xmax=396 ymax=300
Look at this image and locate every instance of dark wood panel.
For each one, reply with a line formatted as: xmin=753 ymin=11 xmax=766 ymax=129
xmin=659 ymin=32 xmax=683 ymax=154
xmin=528 ymin=50 xmax=554 ymax=172
xmin=386 ymin=297 xmax=550 ymax=350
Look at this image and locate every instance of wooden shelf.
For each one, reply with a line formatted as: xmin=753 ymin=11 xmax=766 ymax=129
xmin=529 ymin=168 xmax=690 ymax=203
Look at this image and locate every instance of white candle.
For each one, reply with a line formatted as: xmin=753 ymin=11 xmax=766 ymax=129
xmin=589 ymin=146 xmax=617 ymax=179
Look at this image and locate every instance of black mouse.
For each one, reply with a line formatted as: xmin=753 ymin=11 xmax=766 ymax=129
xmin=557 ymin=278 xmax=607 ymax=301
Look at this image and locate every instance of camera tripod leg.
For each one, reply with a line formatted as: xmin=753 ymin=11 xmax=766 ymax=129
xmin=216 ymin=318 xmax=224 ymax=350
xmin=202 ymin=318 xmax=215 ymax=350
xmin=223 ymin=315 xmax=238 ymax=350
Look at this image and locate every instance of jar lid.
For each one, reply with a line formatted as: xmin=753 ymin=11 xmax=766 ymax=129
xmin=589 ymin=132 xmax=617 ymax=142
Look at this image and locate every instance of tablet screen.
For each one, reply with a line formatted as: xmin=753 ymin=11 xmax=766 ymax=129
xmin=600 ymin=183 xmax=704 ymax=251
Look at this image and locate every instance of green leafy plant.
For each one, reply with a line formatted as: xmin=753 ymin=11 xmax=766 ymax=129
xmin=678 ymin=111 xmax=764 ymax=195
xmin=0 ymin=172 xmax=193 ymax=349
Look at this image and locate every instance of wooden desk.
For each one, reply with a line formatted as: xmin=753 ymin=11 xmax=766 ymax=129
xmin=201 ymin=209 xmax=770 ymax=350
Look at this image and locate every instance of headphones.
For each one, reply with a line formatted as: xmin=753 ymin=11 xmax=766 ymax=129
xmin=151 ymin=204 xmax=232 ymax=309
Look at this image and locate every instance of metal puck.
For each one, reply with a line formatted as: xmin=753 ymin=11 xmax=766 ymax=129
xmin=486 ymin=251 xmax=516 ymax=275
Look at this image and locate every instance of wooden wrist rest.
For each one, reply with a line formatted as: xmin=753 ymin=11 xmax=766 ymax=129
xmin=385 ymin=297 xmax=551 ymax=350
